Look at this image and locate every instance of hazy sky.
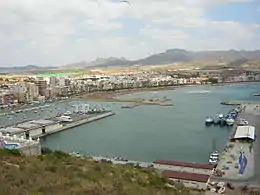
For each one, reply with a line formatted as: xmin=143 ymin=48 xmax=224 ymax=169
xmin=0 ymin=0 xmax=260 ymax=66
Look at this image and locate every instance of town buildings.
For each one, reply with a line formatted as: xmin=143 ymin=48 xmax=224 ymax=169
xmin=0 ymin=68 xmax=259 ymax=106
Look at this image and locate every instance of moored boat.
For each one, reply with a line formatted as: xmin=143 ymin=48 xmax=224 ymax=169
xmin=226 ymin=118 xmax=235 ymax=126
xmin=213 ymin=118 xmax=220 ymax=125
xmin=205 ymin=117 xmax=213 ymax=126
xmin=56 ymin=115 xmax=73 ymax=122
xmin=209 ymin=151 xmax=219 ymax=164
xmin=219 ymin=119 xmax=226 ymax=126
xmin=218 ymin=114 xmax=224 ymax=119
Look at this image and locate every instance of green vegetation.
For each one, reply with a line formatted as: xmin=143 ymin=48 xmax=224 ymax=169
xmin=0 ymin=149 xmax=192 ymax=195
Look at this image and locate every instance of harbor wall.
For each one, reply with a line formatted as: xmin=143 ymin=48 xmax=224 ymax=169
xmin=19 ymin=142 xmax=41 ymax=156
xmin=34 ymin=111 xmax=115 ymax=138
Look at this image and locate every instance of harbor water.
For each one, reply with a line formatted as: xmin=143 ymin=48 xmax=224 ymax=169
xmin=14 ymin=83 xmax=260 ymax=163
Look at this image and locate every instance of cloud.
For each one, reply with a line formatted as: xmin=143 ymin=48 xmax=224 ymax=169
xmin=0 ymin=0 xmax=259 ymax=66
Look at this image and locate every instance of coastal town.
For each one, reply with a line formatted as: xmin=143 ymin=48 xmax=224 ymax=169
xmin=1 ymin=68 xmax=260 ymax=106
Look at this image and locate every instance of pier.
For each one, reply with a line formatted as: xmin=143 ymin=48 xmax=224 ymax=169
xmin=36 ymin=111 xmax=115 ymax=138
xmin=221 ymin=100 xmax=260 ymax=105
xmin=37 ymin=111 xmax=115 ymax=138
xmin=0 ymin=111 xmax=115 ymax=139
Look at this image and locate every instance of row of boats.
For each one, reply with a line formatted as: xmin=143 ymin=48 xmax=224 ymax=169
xmin=205 ymin=107 xmax=240 ymax=127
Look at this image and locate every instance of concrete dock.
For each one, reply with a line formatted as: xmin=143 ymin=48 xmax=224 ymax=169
xmin=0 ymin=111 xmax=115 ymax=139
xmin=35 ymin=111 xmax=115 ymax=138
xmin=207 ymin=103 xmax=260 ymax=194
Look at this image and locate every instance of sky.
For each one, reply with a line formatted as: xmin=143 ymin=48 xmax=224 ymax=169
xmin=0 ymin=0 xmax=260 ymax=67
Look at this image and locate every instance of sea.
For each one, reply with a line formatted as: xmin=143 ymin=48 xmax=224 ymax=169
xmin=3 ymin=83 xmax=260 ymax=164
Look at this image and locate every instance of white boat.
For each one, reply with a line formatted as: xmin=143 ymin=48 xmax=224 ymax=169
xmin=209 ymin=151 xmax=219 ymax=164
xmin=218 ymin=114 xmax=224 ymax=119
xmin=56 ymin=115 xmax=73 ymax=122
xmin=205 ymin=117 xmax=213 ymax=126
xmin=226 ymin=118 xmax=235 ymax=126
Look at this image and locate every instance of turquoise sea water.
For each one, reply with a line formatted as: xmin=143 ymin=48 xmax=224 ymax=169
xmin=41 ymin=83 xmax=260 ymax=164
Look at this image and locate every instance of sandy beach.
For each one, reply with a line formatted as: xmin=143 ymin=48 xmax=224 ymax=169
xmin=73 ymin=85 xmax=179 ymax=102
xmin=73 ymin=81 xmax=260 ymax=102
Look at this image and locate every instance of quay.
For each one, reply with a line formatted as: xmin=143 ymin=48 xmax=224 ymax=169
xmin=37 ymin=111 xmax=115 ymax=138
xmin=206 ymin=103 xmax=260 ymax=194
xmin=0 ymin=111 xmax=115 ymax=140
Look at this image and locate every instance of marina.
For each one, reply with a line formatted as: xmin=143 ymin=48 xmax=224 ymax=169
xmin=204 ymin=108 xmax=238 ymax=127
xmin=40 ymin=83 xmax=260 ymax=164
xmin=0 ymin=102 xmax=115 ymax=143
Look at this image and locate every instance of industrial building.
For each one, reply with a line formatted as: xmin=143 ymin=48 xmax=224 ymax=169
xmin=233 ymin=125 xmax=255 ymax=141
xmin=0 ymin=133 xmax=41 ymax=156
xmin=154 ymin=159 xmax=215 ymax=175
xmin=0 ymin=119 xmax=62 ymax=139
xmin=161 ymin=170 xmax=210 ymax=190
xmin=154 ymin=159 xmax=214 ymax=190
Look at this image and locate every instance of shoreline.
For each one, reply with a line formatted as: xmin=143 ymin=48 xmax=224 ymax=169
xmin=73 ymin=81 xmax=260 ymax=102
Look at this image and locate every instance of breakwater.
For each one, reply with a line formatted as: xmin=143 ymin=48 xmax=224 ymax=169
xmin=221 ymin=101 xmax=260 ymax=105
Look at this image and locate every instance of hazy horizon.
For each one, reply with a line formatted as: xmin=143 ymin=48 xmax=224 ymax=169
xmin=0 ymin=0 xmax=260 ymax=67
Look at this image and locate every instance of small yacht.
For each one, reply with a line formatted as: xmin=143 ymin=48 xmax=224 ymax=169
xmin=209 ymin=151 xmax=219 ymax=164
xmin=56 ymin=115 xmax=73 ymax=122
xmin=205 ymin=117 xmax=213 ymax=126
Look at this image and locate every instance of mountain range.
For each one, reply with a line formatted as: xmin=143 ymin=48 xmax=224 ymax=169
xmin=62 ymin=49 xmax=260 ymax=69
xmin=1 ymin=49 xmax=260 ymax=73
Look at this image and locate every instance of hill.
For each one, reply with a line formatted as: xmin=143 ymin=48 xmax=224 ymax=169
xmin=0 ymin=150 xmax=192 ymax=195
xmin=62 ymin=49 xmax=260 ymax=69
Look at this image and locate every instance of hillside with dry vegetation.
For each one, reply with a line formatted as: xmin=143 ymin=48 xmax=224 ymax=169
xmin=0 ymin=150 xmax=194 ymax=195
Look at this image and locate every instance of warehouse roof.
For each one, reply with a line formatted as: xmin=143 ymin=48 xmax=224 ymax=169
xmin=234 ymin=125 xmax=255 ymax=140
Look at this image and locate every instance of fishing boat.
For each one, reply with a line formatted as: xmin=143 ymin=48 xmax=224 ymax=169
xmin=205 ymin=117 xmax=214 ymax=126
xmin=219 ymin=119 xmax=226 ymax=126
xmin=218 ymin=114 xmax=224 ymax=119
xmin=213 ymin=118 xmax=220 ymax=125
xmin=226 ymin=118 xmax=235 ymax=126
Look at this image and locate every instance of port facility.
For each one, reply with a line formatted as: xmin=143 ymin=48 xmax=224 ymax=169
xmin=0 ymin=111 xmax=115 ymax=139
